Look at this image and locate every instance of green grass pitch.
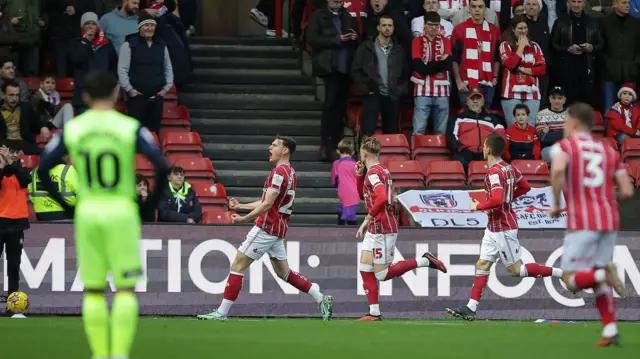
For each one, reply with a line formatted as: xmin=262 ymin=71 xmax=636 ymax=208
xmin=1 ymin=317 xmax=638 ymax=358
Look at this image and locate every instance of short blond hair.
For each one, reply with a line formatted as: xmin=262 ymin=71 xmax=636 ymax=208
xmin=360 ymin=136 xmax=381 ymax=155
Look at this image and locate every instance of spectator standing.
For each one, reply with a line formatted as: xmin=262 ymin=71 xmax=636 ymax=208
xmin=0 ymin=57 xmax=28 ymax=102
xmin=157 ymin=165 xmax=202 ymax=223
xmin=45 ymin=0 xmax=95 ymax=78
xmin=599 ymin=0 xmax=640 ymax=111
xmin=411 ymin=0 xmax=454 ymax=38
xmin=437 ymin=0 xmax=468 ymax=20
xmin=544 ymin=0 xmax=559 ymax=28
xmin=72 ymin=12 xmax=118 ymax=115
xmin=504 ymin=103 xmax=541 ymax=160
xmin=29 ymin=74 xmax=75 ymax=129
xmin=118 ymin=13 xmax=174 ymax=135
xmin=524 ymin=0 xmax=551 ymax=107
xmin=307 ymin=0 xmax=359 ymax=161
xmin=364 ymin=0 xmax=412 ymax=52
xmin=249 ymin=0 xmax=289 ymax=37
xmin=551 ymin=0 xmax=603 ymax=106
xmin=29 ymin=154 xmax=77 ymax=221
xmin=451 ymin=3 xmax=500 ymax=25
xmin=178 ymin=0 xmax=199 ymax=36
xmin=499 ymin=15 xmax=546 ymax=126
xmin=0 ymin=144 xmax=31 ymax=314
xmin=352 ymin=15 xmax=408 ymax=137
xmin=95 ymin=0 xmax=122 ymax=16
xmin=99 ymin=0 xmax=140 ymax=54
xmin=136 ymin=174 xmax=156 ymax=222
xmin=1 ymin=80 xmax=52 ymax=155
xmin=536 ymin=85 xmax=567 ymax=162
xmin=331 ymin=138 xmax=359 ymax=225
xmin=0 ymin=0 xmax=45 ymax=77
xmin=446 ymin=88 xmax=506 ymax=169
xmin=451 ymin=0 xmax=501 ymax=105
xmin=605 ymin=83 xmax=640 ymax=146
xmin=411 ymin=11 xmax=452 ymax=136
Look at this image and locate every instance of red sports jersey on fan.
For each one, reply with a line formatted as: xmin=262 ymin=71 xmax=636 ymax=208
xmin=255 ymin=163 xmax=297 ymax=238
xmin=483 ymin=161 xmax=523 ymax=232
xmin=552 ymin=133 xmax=626 ymax=231
xmin=363 ymin=164 xmax=398 ymax=234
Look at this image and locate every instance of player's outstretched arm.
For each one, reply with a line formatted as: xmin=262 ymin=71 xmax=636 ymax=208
xmin=233 ymin=190 xmax=278 ymax=224
xmin=513 ymin=177 xmax=532 ymax=199
xmin=230 ymin=198 xmax=263 ymax=211
xmin=615 ymin=169 xmax=634 ymax=201
xmin=38 ymin=133 xmax=73 ymax=214
xmin=475 ymin=188 xmax=505 ymax=211
xmin=549 ymin=145 xmax=568 ymax=210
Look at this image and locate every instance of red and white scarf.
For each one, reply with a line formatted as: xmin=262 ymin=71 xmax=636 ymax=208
xmin=440 ymin=0 xmax=467 ymax=10
xmin=82 ymin=27 xmax=107 ymax=49
xmin=411 ymin=34 xmax=450 ymax=97
xmin=463 ymin=18 xmax=494 ymax=89
xmin=502 ymin=42 xmax=539 ymax=95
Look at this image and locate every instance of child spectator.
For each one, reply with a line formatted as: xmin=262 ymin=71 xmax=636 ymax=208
xmin=535 ymin=86 xmax=567 ymax=163
xmin=157 ymin=165 xmax=202 ymax=224
xmin=331 ymin=138 xmax=359 ymax=225
xmin=136 ymin=174 xmax=156 ymax=222
xmin=605 ymin=83 xmax=640 ymax=147
xmin=28 ymin=75 xmax=75 ymax=129
xmin=504 ymin=104 xmax=541 ymax=161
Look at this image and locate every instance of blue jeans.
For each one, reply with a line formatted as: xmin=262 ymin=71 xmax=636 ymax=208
xmin=458 ymin=85 xmax=495 ymax=108
xmin=603 ymin=81 xmax=635 ymax=114
xmin=501 ymin=98 xmax=540 ymax=127
xmin=412 ymin=96 xmax=449 ymax=136
xmin=616 ymin=133 xmax=631 ymax=149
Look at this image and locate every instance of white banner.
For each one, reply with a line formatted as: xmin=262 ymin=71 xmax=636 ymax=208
xmin=397 ymin=187 xmax=567 ymax=229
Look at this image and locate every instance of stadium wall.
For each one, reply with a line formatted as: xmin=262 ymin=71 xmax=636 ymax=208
xmin=3 ymin=224 xmax=639 ymax=320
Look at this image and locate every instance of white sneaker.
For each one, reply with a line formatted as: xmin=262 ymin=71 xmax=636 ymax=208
xmin=250 ymin=8 xmax=268 ymax=27
xmin=266 ymin=29 xmax=289 ymax=38
xmin=11 ymin=313 xmax=27 ymax=319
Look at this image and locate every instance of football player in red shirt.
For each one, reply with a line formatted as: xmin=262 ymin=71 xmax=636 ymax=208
xmin=197 ymin=136 xmax=334 ymax=321
xmin=549 ymin=103 xmax=633 ymax=346
xmin=446 ymin=134 xmax=562 ymax=321
xmin=356 ymin=137 xmax=447 ymax=321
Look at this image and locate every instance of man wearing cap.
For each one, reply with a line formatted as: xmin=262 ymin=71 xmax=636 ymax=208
xmin=45 ymin=1 xmax=95 ymax=77
xmin=99 ymin=0 xmax=140 ymax=54
xmin=118 ymin=12 xmax=174 ymax=135
xmin=446 ymin=87 xmax=506 ymax=169
xmin=535 ymin=85 xmax=568 ymax=163
xmin=72 ymin=12 xmax=118 ymax=114
xmin=157 ymin=165 xmax=202 ymax=224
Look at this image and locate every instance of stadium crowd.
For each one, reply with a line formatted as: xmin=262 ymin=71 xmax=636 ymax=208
xmin=305 ymin=0 xmax=640 ymax=168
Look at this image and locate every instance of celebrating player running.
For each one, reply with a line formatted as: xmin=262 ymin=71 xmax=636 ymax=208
xmin=446 ymin=134 xmax=563 ymax=321
xmin=549 ymin=103 xmax=633 ymax=346
xmin=356 ymin=136 xmax=447 ymax=321
xmin=38 ymin=71 xmax=170 ymax=359
xmin=198 ymin=136 xmax=334 ymax=321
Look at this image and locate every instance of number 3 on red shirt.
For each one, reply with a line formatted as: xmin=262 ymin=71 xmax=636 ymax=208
xmin=279 ymin=190 xmax=296 ymax=215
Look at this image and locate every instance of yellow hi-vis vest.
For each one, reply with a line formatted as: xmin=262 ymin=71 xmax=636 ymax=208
xmin=29 ymin=164 xmax=78 ymax=213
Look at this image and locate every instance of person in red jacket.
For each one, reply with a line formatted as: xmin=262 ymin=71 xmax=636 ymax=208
xmin=605 ymin=83 xmax=640 ymax=148
xmin=504 ymin=103 xmax=541 ymax=161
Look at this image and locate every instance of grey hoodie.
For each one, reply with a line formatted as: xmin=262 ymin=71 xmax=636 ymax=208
xmin=99 ymin=7 xmax=139 ymax=55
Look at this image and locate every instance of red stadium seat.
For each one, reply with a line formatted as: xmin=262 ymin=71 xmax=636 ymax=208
xmin=115 ymin=102 xmax=127 ymax=114
xmin=162 ymin=132 xmax=203 ymax=156
xmin=19 ymin=155 xmax=40 ymax=170
xmin=192 ymin=182 xmax=229 ymax=212
xmin=621 ymin=138 xmax=640 ymax=170
xmin=174 ymin=157 xmax=215 ymax=181
xmin=202 ymin=211 xmax=235 ymax=224
xmin=165 ymin=84 xmax=178 ymax=101
xmin=22 ymin=77 xmax=40 ymax=92
xmin=165 ymin=152 xmax=203 ymax=165
xmin=56 ymin=78 xmax=75 ymax=98
xmin=387 ymin=160 xmax=425 ymax=188
xmin=424 ymin=160 xmax=466 ymax=186
xmin=135 ymin=154 xmax=156 ymax=177
xmin=601 ymin=137 xmax=618 ymax=151
xmin=467 ymin=161 xmax=489 ymax=187
xmin=412 ymin=134 xmax=451 ymax=170
xmin=161 ymin=104 xmax=191 ymax=132
xmin=511 ymin=159 xmax=550 ymax=187
xmin=373 ymin=134 xmax=410 ymax=164
xmin=593 ymin=111 xmax=605 ymax=135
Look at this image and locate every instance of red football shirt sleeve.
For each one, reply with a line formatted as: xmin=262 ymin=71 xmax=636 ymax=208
xmin=357 ymin=174 xmax=365 ymax=200
xmin=476 ymin=170 xmax=505 ymax=210
xmin=267 ymin=167 xmax=286 ymax=194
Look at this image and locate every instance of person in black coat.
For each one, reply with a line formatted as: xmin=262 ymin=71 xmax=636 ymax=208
xmin=157 ymin=165 xmax=202 ymax=224
xmin=71 ymin=12 xmax=118 ymax=114
xmin=136 ymin=174 xmax=157 ymax=222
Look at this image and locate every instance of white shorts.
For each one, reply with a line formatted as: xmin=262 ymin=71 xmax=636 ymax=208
xmin=480 ymin=229 xmax=522 ymax=267
xmin=238 ymin=226 xmax=287 ymax=261
xmin=561 ymin=231 xmax=617 ymax=272
xmin=362 ymin=232 xmax=398 ymax=265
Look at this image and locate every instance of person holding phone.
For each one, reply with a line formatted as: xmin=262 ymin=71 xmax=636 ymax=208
xmin=550 ymin=0 xmax=603 ymax=106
